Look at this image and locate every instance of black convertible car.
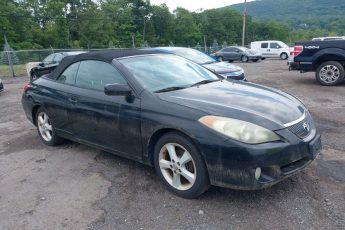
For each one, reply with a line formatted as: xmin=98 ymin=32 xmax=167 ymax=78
xmin=30 ymin=51 xmax=85 ymax=82
xmin=22 ymin=50 xmax=321 ymax=198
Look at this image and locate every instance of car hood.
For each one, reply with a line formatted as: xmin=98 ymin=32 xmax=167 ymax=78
xmin=158 ymin=81 xmax=306 ymax=130
xmin=203 ymin=62 xmax=243 ymax=74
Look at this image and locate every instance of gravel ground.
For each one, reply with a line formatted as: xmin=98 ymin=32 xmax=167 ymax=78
xmin=0 ymin=59 xmax=344 ymax=230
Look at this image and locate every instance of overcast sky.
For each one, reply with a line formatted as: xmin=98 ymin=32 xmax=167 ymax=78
xmin=150 ymin=0 xmax=255 ymax=12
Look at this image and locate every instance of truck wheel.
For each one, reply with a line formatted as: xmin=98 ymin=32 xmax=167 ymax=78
xmin=280 ymin=53 xmax=288 ymax=60
xmin=316 ymin=61 xmax=345 ymax=86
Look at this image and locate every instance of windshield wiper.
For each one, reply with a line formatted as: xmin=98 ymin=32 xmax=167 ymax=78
xmin=190 ymin=79 xmax=219 ymax=87
xmin=154 ymin=86 xmax=187 ymax=93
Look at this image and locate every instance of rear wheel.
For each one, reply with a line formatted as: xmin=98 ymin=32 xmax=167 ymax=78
xmin=36 ymin=108 xmax=64 ymax=146
xmin=280 ymin=53 xmax=288 ymax=60
xmin=153 ymin=132 xmax=210 ymax=198
xmin=316 ymin=61 xmax=345 ymax=86
xmin=241 ymin=55 xmax=249 ymax=62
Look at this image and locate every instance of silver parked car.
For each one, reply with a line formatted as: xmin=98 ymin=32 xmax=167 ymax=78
xmin=212 ymin=46 xmax=262 ymax=63
xmin=145 ymin=47 xmax=247 ymax=81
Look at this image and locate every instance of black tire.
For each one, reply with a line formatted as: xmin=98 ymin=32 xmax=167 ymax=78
xmin=280 ymin=53 xmax=288 ymax=60
xmin=241 ymin=55 xmax=249 ymax=62
xmin=153 ymin=132 xmax=210 ymax=199
xmin=261 ymin=57 xmax=266 ymax=60
xmin=316 ymin=61 xmax=345 ymax=86
xmin=218 ymin=56 xmax=224 ymax=62
xmin=30 ymin=72 xmax=38 ymax=83
xmin=253 ymin=59 xmax=259 ymax=62
xmin=35 ymin=107 xmax=64 ymax=146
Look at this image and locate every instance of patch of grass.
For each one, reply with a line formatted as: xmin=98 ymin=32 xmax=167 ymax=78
xmin=0 ymin=65 xmax=27 ymax=78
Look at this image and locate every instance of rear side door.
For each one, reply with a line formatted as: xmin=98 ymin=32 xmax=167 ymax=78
xmin=261 ymin=42 xmax=270 ymax=57
xmin=220 ymin=48 xmax=232 ymax=60
xmin=269 ymin=42 xmax=281 ymax=57
xmin=68 ymin=60 xmax=142 ymax=159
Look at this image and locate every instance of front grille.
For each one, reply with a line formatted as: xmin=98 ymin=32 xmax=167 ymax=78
xmin=287 ymin=112 xmax=314 ymax=139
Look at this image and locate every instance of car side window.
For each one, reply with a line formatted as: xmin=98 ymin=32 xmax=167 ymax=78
xmin=270 ymin=42 xmax=281 ymax=49
xmin=57 ymin=62 xmax=80 ymax=85
xmin=261 ymin=43 xmax=268 ymax=49
xmin=75 ymin=60 xmax=127 ymax=91
xmin=223 ymin=48 xmax=231 ymax=52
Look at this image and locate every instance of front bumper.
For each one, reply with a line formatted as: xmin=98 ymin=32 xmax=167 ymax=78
xmin=201 ymin=129 xmax=321 ymax=190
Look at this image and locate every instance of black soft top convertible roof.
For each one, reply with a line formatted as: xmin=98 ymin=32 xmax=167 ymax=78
xmin=48 ymin=49 xmax=162 ymax=80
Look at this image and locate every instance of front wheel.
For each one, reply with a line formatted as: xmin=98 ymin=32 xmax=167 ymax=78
xmin=241 ymin=55 xmax=249 ymax=62
xmin=316 ymin=61 xmax=345 ymax=86
xmin=153 ymin=132 xmax=210 ymax=199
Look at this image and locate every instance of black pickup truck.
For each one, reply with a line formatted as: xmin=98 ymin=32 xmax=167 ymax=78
xmin=290 ymin=40 xmax=345 ymax=86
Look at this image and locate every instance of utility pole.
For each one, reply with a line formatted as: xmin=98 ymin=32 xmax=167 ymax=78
xmin=143 ymin=17 xmax=146 ymax=42
xmin=241 ymin=0 xmax=247 ymax=47
xmin=204 ymin=35 xmax=207 ymax=53
xmin=132 ymin=34 xmax=135 ymax=48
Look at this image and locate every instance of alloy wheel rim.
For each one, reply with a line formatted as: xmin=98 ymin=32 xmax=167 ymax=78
xmin=320 ymin=65 xmax=340 ymax=83
xmin=37 ymin=112 xmax=53 ymax=142
xmin=281 ymin=53 xmax=287 ymax=59
xmin=159 ymin=143 xmax=196 ymax=191
xmin=242 ymin=56 xmax=248 ymax=62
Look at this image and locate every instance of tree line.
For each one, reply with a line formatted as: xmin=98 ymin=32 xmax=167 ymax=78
xmin=0 ymin=0 xmax=325 ymax=50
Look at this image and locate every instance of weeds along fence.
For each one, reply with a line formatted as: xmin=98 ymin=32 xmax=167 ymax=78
xmin=0 ymin=42 xmax=231 ymax=78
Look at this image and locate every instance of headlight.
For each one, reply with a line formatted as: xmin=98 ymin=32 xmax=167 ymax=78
xmin=199 ymin=116 xmax=281 ymax=144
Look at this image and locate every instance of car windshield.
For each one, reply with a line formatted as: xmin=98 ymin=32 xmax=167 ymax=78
xmin=172 ymin=49 xmax=216 ymax=65
xmin=119 ymin=54 xmax=220 ymax=92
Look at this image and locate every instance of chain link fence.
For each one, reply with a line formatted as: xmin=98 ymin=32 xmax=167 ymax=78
xmin=0 ymin=40 xmax=236 ymax=78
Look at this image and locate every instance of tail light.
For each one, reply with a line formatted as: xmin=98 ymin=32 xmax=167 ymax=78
xmin=23 ymin=84 xmax=31 ymax=93
xmin=292 ymin=45 xmax=303 ymax=56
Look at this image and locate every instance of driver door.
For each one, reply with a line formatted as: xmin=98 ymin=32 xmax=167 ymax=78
xmin=68 ymin=60 xmax=142 ymax=159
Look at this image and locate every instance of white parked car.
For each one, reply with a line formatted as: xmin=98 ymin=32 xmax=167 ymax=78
xmin=250 ymin=40 xmax=291 ymax=60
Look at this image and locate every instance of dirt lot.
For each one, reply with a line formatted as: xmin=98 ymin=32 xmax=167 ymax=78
xmin=0 ymin=59 xmax=344 ymax=230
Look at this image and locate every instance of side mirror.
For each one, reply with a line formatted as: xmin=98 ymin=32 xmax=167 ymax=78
xmin=104 ymin=84 xmax=132 ymax=96
xmin=39 ymin=62 xmax=45 ymax=67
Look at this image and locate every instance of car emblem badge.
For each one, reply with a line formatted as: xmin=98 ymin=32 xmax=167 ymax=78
xmin=302 ymin=122 xmax=310 ymax=132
